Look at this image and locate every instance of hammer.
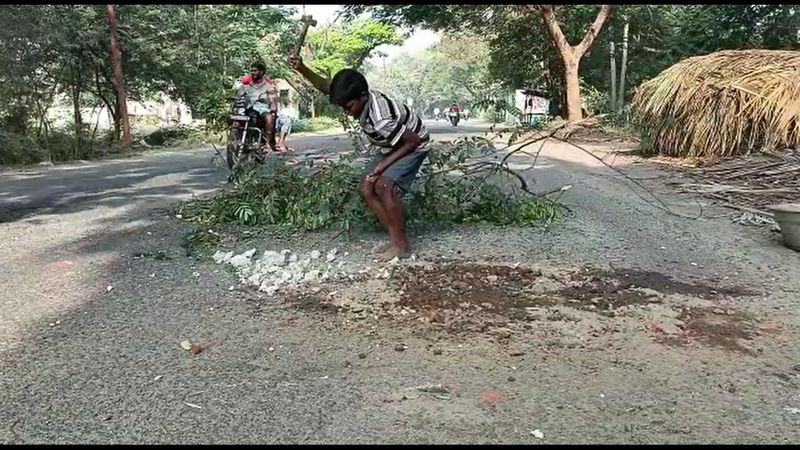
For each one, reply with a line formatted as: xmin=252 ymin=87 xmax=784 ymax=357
xmin=292 ymin=15 xmax=317 ymax=59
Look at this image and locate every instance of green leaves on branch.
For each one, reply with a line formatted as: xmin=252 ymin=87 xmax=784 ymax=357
xmin=178 ymin=137 xmax=561 ymax=232
xmin=180 ymin=156 xmax=368 ymax=231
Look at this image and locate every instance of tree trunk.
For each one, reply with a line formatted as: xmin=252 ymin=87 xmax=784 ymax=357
xmin=90 ymin=105 xmax=101 ymax=145
xmin=534 ymin=4 xmax=611 ymax=122
xmin=113 ymin=101 xmax=121 ymax=142
xmin=72 ymin=83 xmax=83 ymax=159
xmin=609 ymin=41 xmax=617 ymax=112
xmin=353 ymin=45 xmax=380 ymax=70
xmin=92 ymin=66 xmax=117 ymax=141
xmin=617 ymin=19 xmax=629 ymax=114
xmin=563 ymin=58 xmax=582 ymax=121
xmin=106 ymin=4 xmax=131 ymax=146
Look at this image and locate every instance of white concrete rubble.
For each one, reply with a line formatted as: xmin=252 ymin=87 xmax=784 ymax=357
xmin=223 ymin=247 xmax=364 ymax=296
xmin=229 ymin=248 xmax=257 ymax=268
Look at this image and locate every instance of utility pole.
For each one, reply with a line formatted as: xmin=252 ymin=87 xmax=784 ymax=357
xmin=610 ymin=41 xmax=617 ymax=113
xmin=617 ymin=18 xmax=629 ymax=114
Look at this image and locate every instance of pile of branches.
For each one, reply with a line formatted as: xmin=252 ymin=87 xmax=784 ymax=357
xmin=672 ymin=150 xmax=800 ymax=214
xmin=184 ymin=124 xmax=572 ymax=232
xmin=633 ymin=50 xmax=800 ymax=158
xmin=187 ymin=111 xmax=703 ymax=233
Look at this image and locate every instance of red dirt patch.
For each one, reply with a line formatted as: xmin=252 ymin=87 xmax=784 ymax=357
xmin=654 ymin=307 xmax=757 ymax=354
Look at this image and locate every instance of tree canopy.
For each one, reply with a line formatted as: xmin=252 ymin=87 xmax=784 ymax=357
xmin=365 ymin=33 xmax=495 ymax=115
xmin=345 ymin=4 xmax=799 ymax=119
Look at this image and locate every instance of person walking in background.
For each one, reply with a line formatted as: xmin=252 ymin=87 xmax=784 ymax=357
xmin=276 ymin=98 xmax=298 ymax=152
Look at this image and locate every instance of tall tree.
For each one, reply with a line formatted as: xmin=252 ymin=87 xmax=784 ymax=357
xmin=344 ymin=4 xmax=612 ymax=122
xmin=105 ymin=4 xmax=131 ymax=145
xmin=533 ymin=5 xmax=611 ymax=121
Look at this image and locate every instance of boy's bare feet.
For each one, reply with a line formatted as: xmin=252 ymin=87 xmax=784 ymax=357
xmin=379 ymin=245 xmax=411 ymax=260
xmin=371 ymin=242 xmax=392 ymax=254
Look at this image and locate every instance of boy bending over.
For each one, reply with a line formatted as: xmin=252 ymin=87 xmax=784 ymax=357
xmin=289 ymin=56 xmax=430 ymax=259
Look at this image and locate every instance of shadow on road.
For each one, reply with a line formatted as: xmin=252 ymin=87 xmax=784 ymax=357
xmin=0 ymin=153 xmax=227 ymax=223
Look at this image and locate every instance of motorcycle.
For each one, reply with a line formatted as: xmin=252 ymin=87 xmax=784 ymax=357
xmin=225 ymin=93 xmax=276 ymax=170
xmin=448 ymin=110 xmax=460 ymax=127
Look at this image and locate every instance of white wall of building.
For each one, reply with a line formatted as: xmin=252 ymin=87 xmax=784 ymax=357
xmin=46 ymin=93 xmax=193 ymax=130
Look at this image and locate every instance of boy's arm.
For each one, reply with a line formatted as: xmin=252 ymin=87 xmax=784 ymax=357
xmin=288 ymin=56 xmax=330 ymax=95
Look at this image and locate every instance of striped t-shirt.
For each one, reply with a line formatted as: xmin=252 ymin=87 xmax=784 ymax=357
xmin=359 ymin=90 xmax=430 ymax=154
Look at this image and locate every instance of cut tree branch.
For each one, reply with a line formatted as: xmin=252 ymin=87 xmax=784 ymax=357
xmin=353 ymin=46 xmax=379 ymax=70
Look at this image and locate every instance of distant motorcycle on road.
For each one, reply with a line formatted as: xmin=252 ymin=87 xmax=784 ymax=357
xmin=447 ymin=110 xmax=460 ymax=127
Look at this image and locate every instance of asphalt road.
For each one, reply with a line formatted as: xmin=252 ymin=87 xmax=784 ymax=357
xmin=0 ymin=120 xmax=487 ymax=222
xmin=2 ymin=119 xmax=799 ymax=444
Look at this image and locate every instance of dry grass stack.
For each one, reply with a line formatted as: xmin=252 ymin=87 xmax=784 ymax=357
xmin=633 ymin=50 xmax=800 ymax=158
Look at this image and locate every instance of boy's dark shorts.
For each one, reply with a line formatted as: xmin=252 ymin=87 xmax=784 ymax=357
xmin=365 ymin=150 xmax=429 ymax=192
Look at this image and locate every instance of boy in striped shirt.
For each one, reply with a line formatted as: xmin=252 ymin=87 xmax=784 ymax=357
xmin=289 ymin=56 xmax=430 ymax=260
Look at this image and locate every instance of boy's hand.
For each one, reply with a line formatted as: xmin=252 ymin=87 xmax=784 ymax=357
xmin=365 ymin=170 xmax=382 ymax=183
xmin=366 ymin=163 xmax=387 ymax=182
xmin=288 ymin=55 xmax=331 ymax=95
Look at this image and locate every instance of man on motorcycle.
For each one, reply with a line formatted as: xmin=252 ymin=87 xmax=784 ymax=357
xmin=233 ymin=61 xmax=278 ymax=152
xmin=447 ymin=103 xmax=462 ymax=126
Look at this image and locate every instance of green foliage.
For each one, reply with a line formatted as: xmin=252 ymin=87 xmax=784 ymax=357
xmin=0 ymin=4 xmax=298 ymax=163
xmin=307 ymin=18 xmax=404 ymax=77
xmin=350 ymin=4 xmax=800 ymax=116
xmin=292 ymin=18 xmax=404 ymax=120
xmin=0 ymin=131 xmax=47 ymax=165
xmin=179 ymin=157 xmax=368 ymax=231
xmin=0 ymin=127 xmax=123 ymax=166
xmin=580 ymin=79 xmax=608 ymax=115
xmin=178 ymin=137 xmax=561 ymax=232
xmin=143 ymin=124 xmax=224 ymax=148
xmin=290 ymin=116 xmax=342 ymax=133
xmin=365 ymin=32 xmax=496 ymax=117
xmin=120 ymin=5 xmax=297 ymax=130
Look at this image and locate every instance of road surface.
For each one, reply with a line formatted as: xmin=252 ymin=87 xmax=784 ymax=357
xmin=1 ymin=120 xmax=799 ymax=444
xmin=0 ymin=121 xmax=488 ymax=222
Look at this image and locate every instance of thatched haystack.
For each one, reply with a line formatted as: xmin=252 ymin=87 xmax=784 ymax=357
xmin=633 ymin=50 xmax=800 ymax=158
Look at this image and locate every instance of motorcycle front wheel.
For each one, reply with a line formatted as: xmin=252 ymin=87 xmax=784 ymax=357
xmin=226 ymin=127 xmax=243 ymax=170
